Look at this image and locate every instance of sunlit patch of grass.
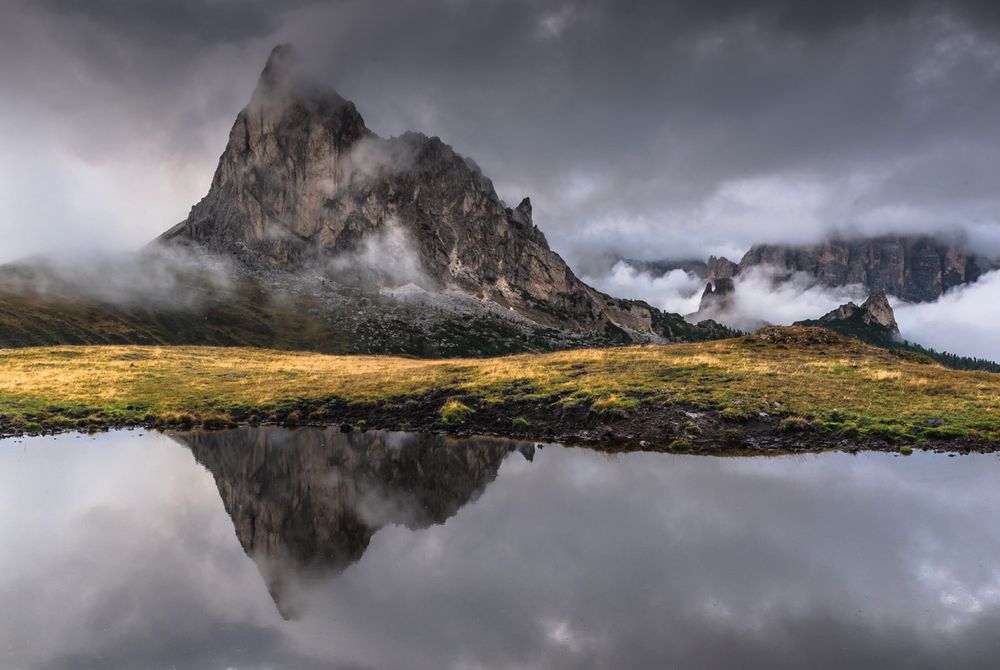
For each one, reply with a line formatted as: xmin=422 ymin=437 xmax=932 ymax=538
xmin=0 ymin=326 xmax=997 ymax=441
xmin=590 ymin=394 xmax=640 ymax=414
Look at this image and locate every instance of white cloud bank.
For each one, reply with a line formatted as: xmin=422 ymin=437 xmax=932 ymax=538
xmin=894 ymin=271 xmax=1000 ymax=361
xmin=585 ymin=262 xmax=704 ymax=315
xmin=593 ymin=262 xmax=1000 ymax=362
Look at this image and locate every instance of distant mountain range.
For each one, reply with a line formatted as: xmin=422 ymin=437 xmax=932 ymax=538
xmin=626 ymin=235 xmax=996 ymax=303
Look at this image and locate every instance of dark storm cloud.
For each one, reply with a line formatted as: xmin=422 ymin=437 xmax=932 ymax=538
xmin=1 ymin=0 xmax=999 ymax=269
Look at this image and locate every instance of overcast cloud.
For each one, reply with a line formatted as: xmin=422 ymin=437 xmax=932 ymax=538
xmin=2 ymin=0 xmax=999 ymax=268
xmin=1 ymin=1 xmax=999 ymax=358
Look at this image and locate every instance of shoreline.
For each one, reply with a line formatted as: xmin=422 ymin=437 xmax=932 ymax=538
xmin=0 ymin=393 xmax=989 ymax=455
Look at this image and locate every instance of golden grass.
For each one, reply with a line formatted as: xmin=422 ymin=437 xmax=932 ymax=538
xmin=0 ymin=329 xmax=998 ymax=440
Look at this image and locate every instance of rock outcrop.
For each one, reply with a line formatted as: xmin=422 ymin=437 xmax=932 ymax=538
xmin=620 ymin=258 xmax=708 ymax=278
xmin=706 ymin=256 xmax=738 ymax=281
xmin=736 ymin=236 xmax=993 ymax=302
xmin=160 ymin=44 xmax=722 ymax=344
xmin=698 ymin=277 xmax=735 ymax=313
xmin=796 ymin=291 xmax=900 ymax=343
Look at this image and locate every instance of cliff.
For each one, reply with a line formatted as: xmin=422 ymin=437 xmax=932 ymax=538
xmin=736 ymin=235 xmax=993 ymax=302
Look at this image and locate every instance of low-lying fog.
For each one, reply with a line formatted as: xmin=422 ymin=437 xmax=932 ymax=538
xmin=586 ymin=262 xmax=1000 ymax=362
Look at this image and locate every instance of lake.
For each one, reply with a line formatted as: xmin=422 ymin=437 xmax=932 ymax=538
xmin=2 ymin=427 xmax=999 ymax=669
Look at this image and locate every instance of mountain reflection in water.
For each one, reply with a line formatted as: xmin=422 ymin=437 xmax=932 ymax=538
xmin=176 ymin=427 xmax=534 ymax=618
xmin=3 ymin=428 xmax=1000 ymax=669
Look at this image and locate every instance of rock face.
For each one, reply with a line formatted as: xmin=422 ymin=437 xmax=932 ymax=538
xmin=820 ymin=292 xmax=899 ymax=335
xmin=698 ymin=278 xmax=735 ymax=313
xmin=706 ymin=256 xmax=738 ymax=281
xmin=176 ymin=427 xmax=530 ymax=618
xmin=797 ymin=291 xmax=901 ymax=342
xmin=161 ymin=44 xmax=716 ymax=342
xmin=621 ymin=258 xmax=708 ymax=278
xmin=736 ymin=236 xmax=992 ymax=302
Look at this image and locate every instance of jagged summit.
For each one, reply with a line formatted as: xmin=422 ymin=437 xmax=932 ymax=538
xmin=159 ymin=45 xmax=729 ymax=344
xmin=815 ymin=291 xmax=899 ymax=338
xmin=796 ymin=290 xmax=901 ymax=343
xmin=858 ymin=292 xmax=899 ymax=334
xmin=247 ymin=44 xmax=356 ymax=120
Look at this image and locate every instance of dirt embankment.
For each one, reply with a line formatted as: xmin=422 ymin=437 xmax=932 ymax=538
xmin=2 ymin=392 xmax=980 ymax=455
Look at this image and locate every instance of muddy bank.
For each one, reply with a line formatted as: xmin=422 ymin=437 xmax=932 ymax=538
xmin=1 ymin=392 xmax=988 ymax=454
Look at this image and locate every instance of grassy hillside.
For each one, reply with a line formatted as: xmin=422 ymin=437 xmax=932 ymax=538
xmin=797 ymin=311 xmax=1000 ymax=373
xmin=0 ymin=272 xmax=731 ymax=358
xmin=0 ymin=326 xmax=997 ymax=449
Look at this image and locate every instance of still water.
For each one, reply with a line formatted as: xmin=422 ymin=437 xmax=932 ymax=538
xmin=2 ymin=427 xmax=1000 ymax=669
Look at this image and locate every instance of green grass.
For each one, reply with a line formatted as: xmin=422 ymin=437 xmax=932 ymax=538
xmin=591 ymin=394 xmax=640 ymax=414
xmin=0 ymin=326 xmax=998 ymax=442
xmin=440 ymin=400 xmax=473 ymax=426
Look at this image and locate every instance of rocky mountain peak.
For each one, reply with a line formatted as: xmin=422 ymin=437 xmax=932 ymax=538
xmin=860 ymin=291 xmax=898 ymax=332
xmin=246 ymin=43 xmax=359 ymax=126
xmin=706 ymin=256 xmax=737 ymax=281
xmin=512 ymin=197 xmax=533 ymax=226
xmin=250 ymin=44 xmax=304 ymax=104
xmin=158 ymin=45 xmax=730 ymax=348
xmin=812 ymin=290 xmax=900 ymax=339
xmin=698 ymin=277 xmax=735 ymax=313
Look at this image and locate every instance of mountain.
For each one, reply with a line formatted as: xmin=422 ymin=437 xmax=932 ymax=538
xmin=621 ymin=234 xmax=995 ymax=305
xmin=734 ymin=235 xmax=993 ymax=302
xmin=159 ymin=44 xmax=726 ymax=346
xmin=796 ymin=291 xmax=900 ymax=344
xmin=0 ymin=45 xmax=731 ymax=355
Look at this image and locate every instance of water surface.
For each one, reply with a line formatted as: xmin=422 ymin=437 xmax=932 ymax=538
xmin=2 ymin=427 xmax=999 ymax=669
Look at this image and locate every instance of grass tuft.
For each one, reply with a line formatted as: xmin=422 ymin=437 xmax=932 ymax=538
xmin=440 ymin=400 xmax=473 ymax=425
xmin=591 ymin=395 xmax=639 ymax=414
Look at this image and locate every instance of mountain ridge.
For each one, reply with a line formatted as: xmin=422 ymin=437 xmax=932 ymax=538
xmin=622 ymin=233 xmax=996 ymax=303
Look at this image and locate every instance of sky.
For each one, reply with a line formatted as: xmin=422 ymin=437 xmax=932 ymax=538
xmin=3 ymin=0 xmax=1000 ymax=270
xmin=2 ymin=0 xmax=999 ymax=357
